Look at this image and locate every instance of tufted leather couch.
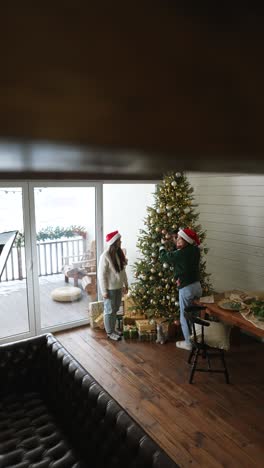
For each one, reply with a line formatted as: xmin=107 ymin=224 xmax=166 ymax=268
xmin=0 ymin=333 xmax=178 ymax=468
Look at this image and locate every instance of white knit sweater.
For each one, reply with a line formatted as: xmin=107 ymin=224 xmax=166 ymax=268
xmin=98 ymin=249 xmax=128 ymax=295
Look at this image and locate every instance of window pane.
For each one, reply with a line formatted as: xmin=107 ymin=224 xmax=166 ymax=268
xmin=33 ymin=186 xmax=96 ymax=329
xmin=103 ymin=184 xmax=156 ymax=285
xmin=0 ymin=187 xmax=30 ymax=338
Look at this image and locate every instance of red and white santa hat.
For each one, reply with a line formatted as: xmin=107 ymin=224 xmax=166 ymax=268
xmin=178 ymin=228 xmax=200 ymax=246
xmin=106 ymin=230 xmax=121 ymax=246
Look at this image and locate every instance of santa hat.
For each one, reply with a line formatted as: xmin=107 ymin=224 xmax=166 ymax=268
xmin=106 ymin=230 xmax=121 ymax=246
xmin=178 ymin=228 xmax=200 ymax=246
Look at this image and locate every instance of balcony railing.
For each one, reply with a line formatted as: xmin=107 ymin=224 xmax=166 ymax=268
xmin=0 ymin=238 xmax=85 ymax=282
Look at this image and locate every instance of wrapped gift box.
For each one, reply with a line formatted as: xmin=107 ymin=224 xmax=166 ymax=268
xmin=89 ymin=301 xmax=104 ymax=329
xmin=124 ymin=313 xmax=145 ymax=325
xmin=94 ymin=312 xmax=104 ymax=328
xmin=123 ymin=325 xmax=138 ymax=339
xmin=135 ymin=319 xmax=156 ymax=333
xmin=123 ymin=295 xmax=136 ymax=315
xmin=138 ymin=330 xmax=157 ymax=341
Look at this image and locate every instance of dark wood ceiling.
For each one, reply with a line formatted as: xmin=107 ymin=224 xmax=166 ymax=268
xmin=0 ymin=3 xmax=264 ymax=178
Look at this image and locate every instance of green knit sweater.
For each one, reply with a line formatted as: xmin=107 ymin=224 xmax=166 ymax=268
xmin=159 ymin=244 xmax=200 ymax=289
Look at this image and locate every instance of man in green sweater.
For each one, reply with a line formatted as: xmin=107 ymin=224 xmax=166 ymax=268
xmin=159 ymin=228 xmax=202 ymax=350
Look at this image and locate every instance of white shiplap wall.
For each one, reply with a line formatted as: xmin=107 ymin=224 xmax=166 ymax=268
xmin=187 ymin=173 xmax=264 ymax=293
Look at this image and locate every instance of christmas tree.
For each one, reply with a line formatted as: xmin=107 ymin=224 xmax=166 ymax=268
xmin=130 ymin=172 xmax=212 ymax=320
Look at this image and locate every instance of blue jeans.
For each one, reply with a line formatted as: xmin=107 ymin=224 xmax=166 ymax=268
xmin=103 ymin=289 xmax=122 ymax=334
xmin=179 ymin=281 xmax=202 ymax=345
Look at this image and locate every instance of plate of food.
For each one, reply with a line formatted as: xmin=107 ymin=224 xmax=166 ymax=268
xmin=250 ymin=300 xmax=264 ymax=321
xmin=217 ymin=299 xmax=246 ymax=311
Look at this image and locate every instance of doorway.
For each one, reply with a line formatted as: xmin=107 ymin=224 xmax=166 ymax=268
xmin=0 ymin=182 xmax=102 ymax=343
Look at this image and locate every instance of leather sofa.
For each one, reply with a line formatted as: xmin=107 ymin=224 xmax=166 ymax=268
xmin=0 ymin=333 xmax=178 ymax=467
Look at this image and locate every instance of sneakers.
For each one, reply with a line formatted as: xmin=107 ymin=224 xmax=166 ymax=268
xmin=115 ymin=329 xmax=123 ymax=337
xmin=107 ymin=333 xmax=121 ymax=341
xmin=176 ymin=340 xmax=192 ymax=351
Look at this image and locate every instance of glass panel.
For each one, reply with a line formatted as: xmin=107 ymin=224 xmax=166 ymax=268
xmin=103 ymin=184 xmax=156 ymax=285
xmin=0 ymin=188 xmax=30 ymax=338
xmin=33 ymin=186 xmax=96 ymax=329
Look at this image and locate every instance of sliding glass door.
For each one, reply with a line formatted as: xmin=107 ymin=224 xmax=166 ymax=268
xmin=0 ymin=183 xmax=35 ymax=343
xmin=0 ymin=181 xmax=102 ymax=343
xmin=30 ymin=182 xmax=102 ymax=333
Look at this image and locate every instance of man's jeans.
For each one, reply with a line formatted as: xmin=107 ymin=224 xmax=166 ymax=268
xmin=103 ymin=288 xmax=122 ymax=335
xmin=179 ymin=281 xmax=202 ymax=344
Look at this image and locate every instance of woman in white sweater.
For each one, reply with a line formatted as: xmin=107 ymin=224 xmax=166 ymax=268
xmin=98 ymin=230 xmax=128 ymax=341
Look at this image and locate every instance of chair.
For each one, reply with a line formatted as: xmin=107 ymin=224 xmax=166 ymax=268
xmin=184 ymin=305 xmax=230 ymax=384
xmin=62 ymin=240 xmax=96 ymax=287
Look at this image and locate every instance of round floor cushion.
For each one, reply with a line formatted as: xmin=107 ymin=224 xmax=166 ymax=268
xmin=51 ymin=286 xmax=82 ymax=302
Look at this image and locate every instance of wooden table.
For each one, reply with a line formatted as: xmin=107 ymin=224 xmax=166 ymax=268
xmin=64 ymin=267 xmax=87 ymax=287
xmin=197 ymin=300 xmax=264 ymax=339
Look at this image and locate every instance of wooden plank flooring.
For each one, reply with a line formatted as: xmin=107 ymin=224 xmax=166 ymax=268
xmin=56 ymin=326 xmax=264 ymax=467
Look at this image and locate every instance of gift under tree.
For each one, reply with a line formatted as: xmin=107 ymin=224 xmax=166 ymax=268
xmin=130 ymin=172 xmax=212 ymax=321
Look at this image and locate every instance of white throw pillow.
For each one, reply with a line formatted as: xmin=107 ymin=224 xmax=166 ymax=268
xmin=51 ymin=286 xmax=82 ymax=302
xmin=191 ymin=321 xmax=231 ymax=351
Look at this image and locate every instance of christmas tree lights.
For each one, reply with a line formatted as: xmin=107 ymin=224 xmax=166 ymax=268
xmin=130 ymin=172 xmax=212 ymax=320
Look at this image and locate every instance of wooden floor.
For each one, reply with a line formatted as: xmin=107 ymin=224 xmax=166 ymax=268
xmin=56 ymin=326 xmax=264 ymax=468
